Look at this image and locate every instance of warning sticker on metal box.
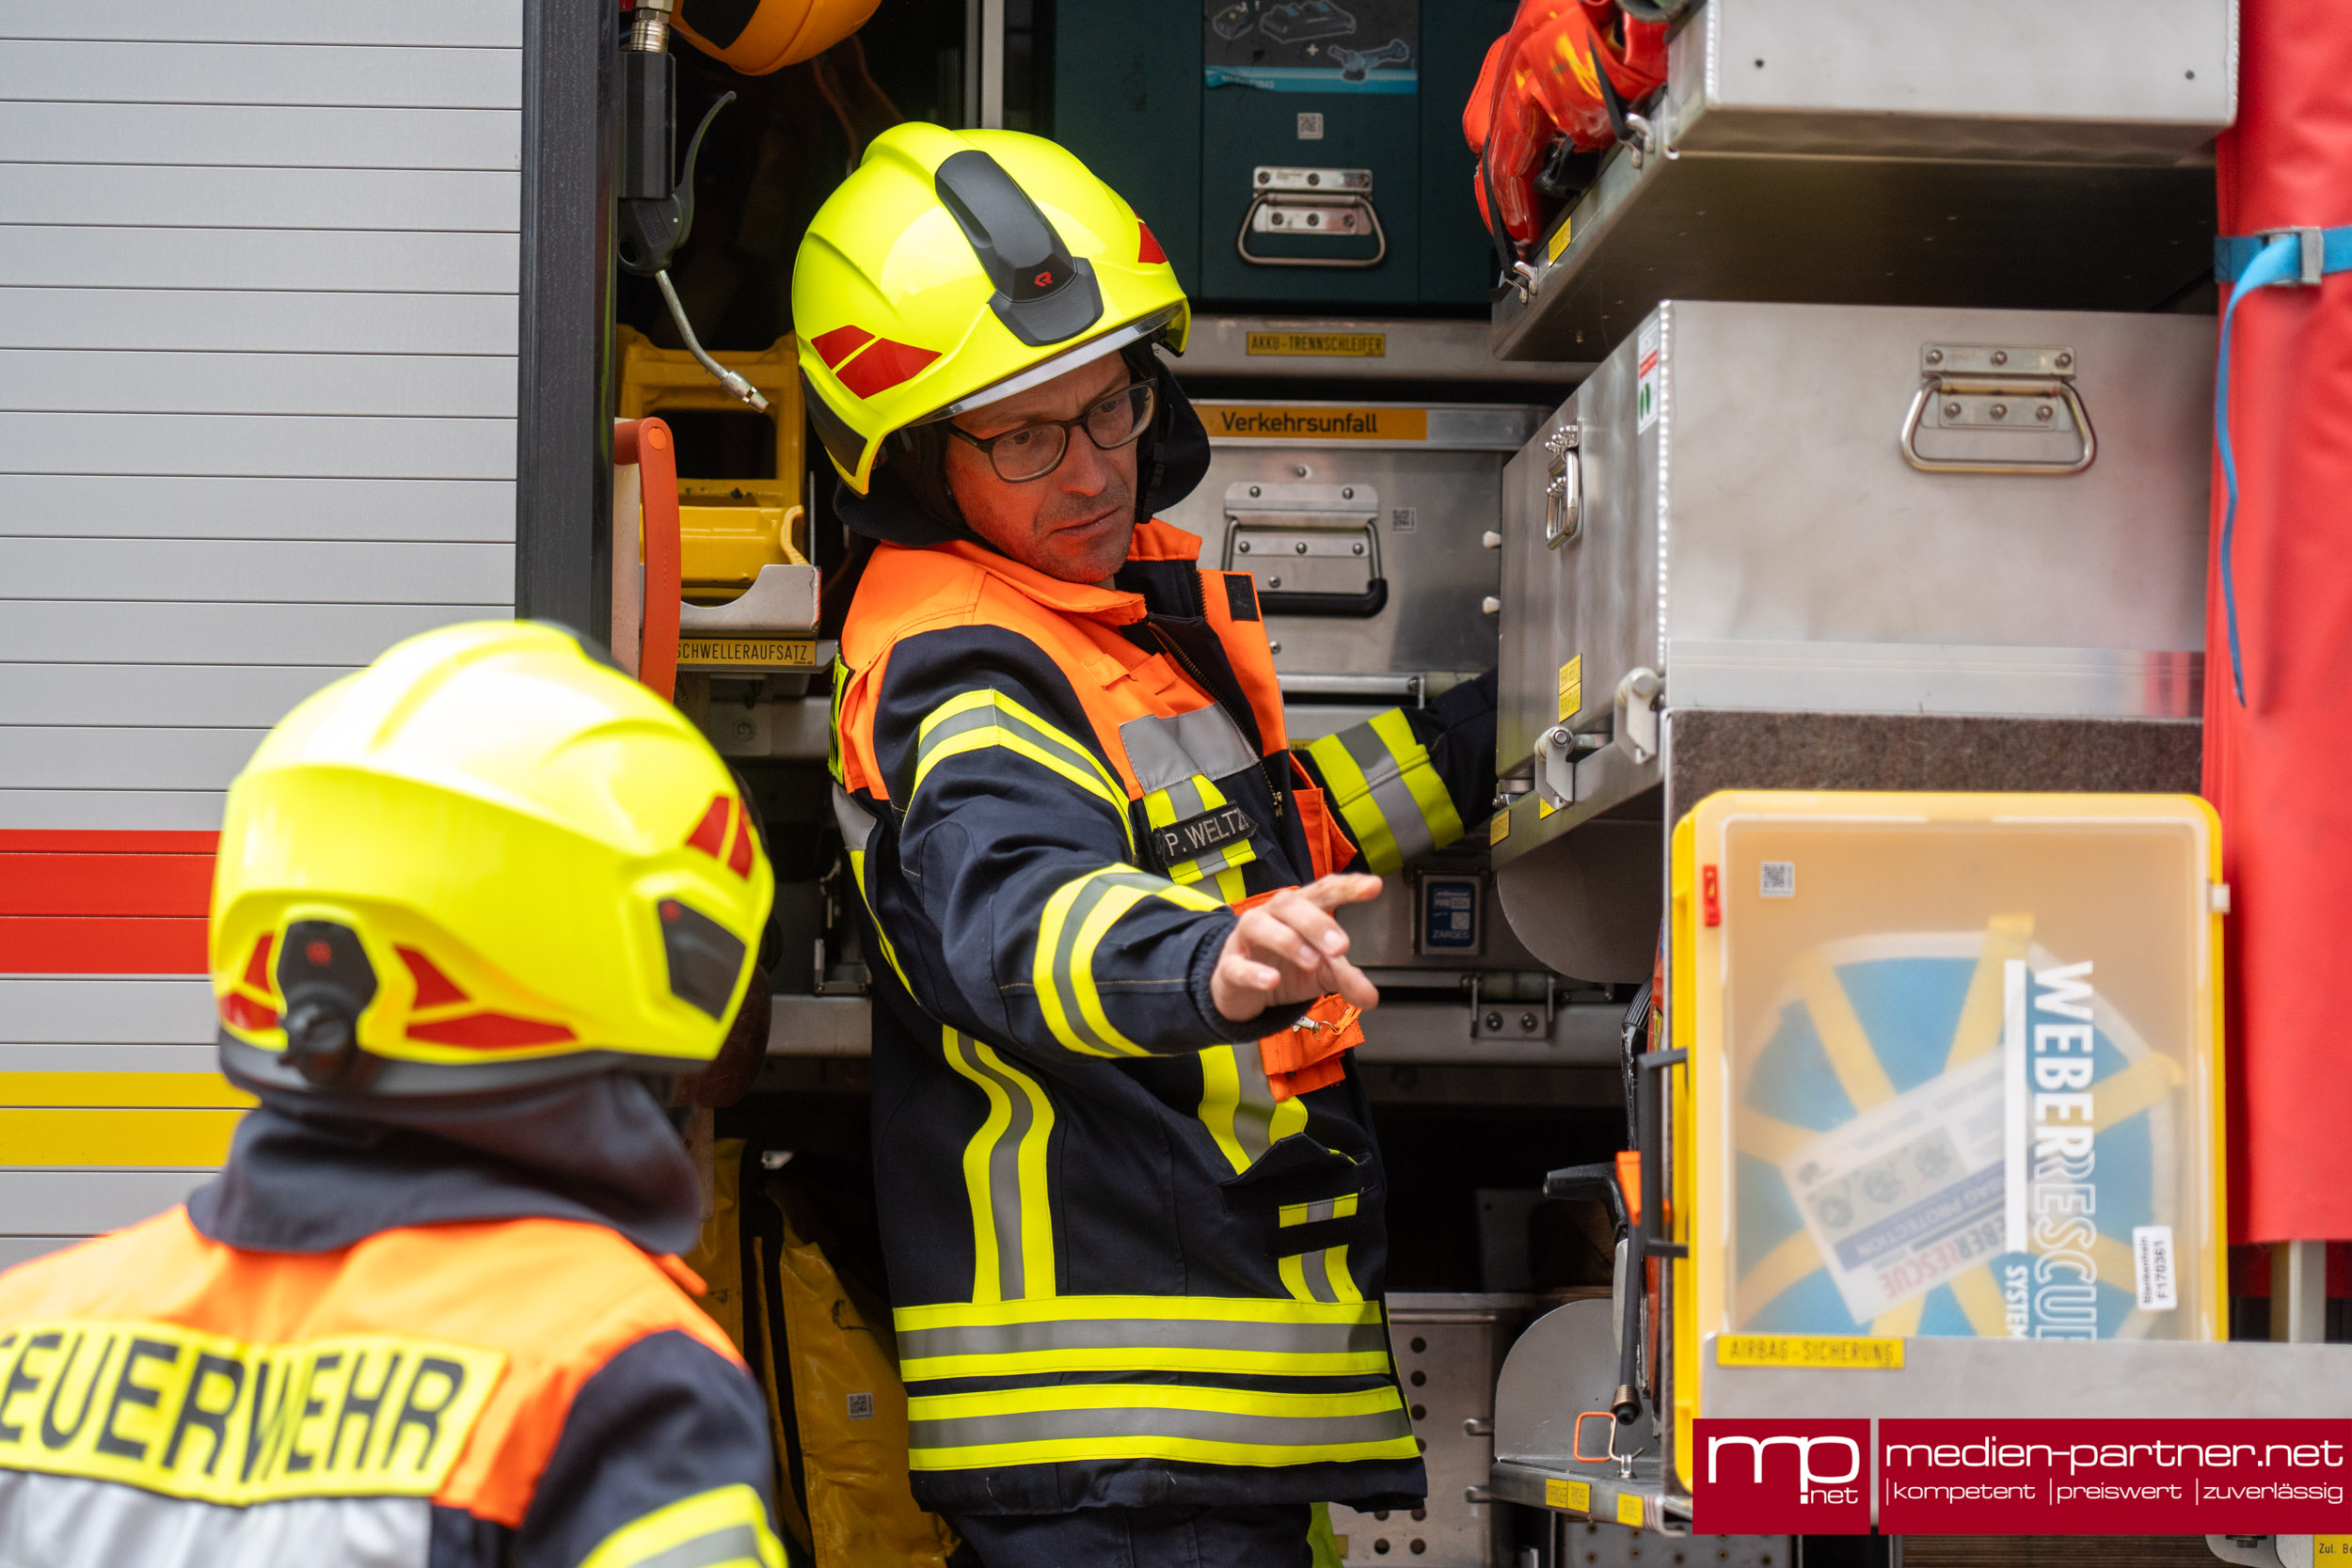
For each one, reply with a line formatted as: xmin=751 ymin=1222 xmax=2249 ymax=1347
xmin=1636 ymin=319 xmax=1661 ymax=433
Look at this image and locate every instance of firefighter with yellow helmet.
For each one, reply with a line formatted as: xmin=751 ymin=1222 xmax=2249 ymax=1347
xmin=802 ymin=125 xmax=1498 ymax=1564
xmin=0 ymin=624 xmax=788 ymax=1567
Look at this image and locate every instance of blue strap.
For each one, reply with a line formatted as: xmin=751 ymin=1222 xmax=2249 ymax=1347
xmin=2211 ymin=225 xmax=2352 ymax=704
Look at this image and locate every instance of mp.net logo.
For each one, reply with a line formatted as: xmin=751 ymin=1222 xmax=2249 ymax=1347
xmin=1692 ymin=1419 xmax=1873 ymax=1533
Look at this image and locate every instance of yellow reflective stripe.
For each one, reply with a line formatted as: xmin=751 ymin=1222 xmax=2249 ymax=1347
xmin=1034 ymin=869 xmax=1141 ymax=1058
xmin=579 ymin=1482 xmax=787 ymax=1568
xmin=894 ymin=1293 xmax=1385 ymax=1332
xmin=901 ymin=1344 xmax=1391 ymax=1381
xmin=1034 ymin=867 xmax=1222 ymax=1057
xmin=1208 ymin=864 xmax=1249 ymax=905
xmin=1303 ymin=731 xmax=1399 ymax=874
xmin=1196 ymin=1046 xmax=1251 ymax=1173
xmin=894 ymin=1293 xmax=1393 ymax=1381
xmin=1278 ymin=1194 xmax=1360 ymax=1227
xmin=906 ymin=1385 xmax=1415 ymax=1473
xmin=844 ymin=847 xmax=913 ymax=991
xmin=943 ymin=1029 xmax=1014 ymax=1302
xmin=1070 ymin=879 xmax=1153 ymax=1053
xmin=1369 ymin=708 xmax=1463 ymax=850
xmin=972 ymin=1037 xmax=1059 ymax=1301
xmin=1200 ymin=1047 xmax=1310 ymax=1179
xmin=1277 ymin=1192 xmax=1362 ymax=1307
xmin=912 ymin=1382 xmax=1402 ymax=1421
xmin=914 ymin=689 xmax=1133 ymax=854
xmin=1306 ymin=710 xmax=1464 ymax=875
xmin=827 ymin=657 xmax=850 ymax=785
xmin=910 ymin=1433 xmax=1422 ymax=1471
xmin=1145 ymin=774 xmax=1258 ymax=897
xmin=940 ymin=1028 xmax=1060 ymax=1303
xmin=1327 ymin=1243 xmax=1362 ymax=1303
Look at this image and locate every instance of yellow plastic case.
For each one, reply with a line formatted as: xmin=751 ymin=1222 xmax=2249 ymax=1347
xmin=1667 ymin=792 xmax=2227 ymax=1472
xmin=618 ymin=326 xmax=808 ymax=602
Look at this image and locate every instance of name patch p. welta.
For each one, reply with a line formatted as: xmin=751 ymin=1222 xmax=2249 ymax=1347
xmin=1151 ymin=805 xmax=1258 ymax=870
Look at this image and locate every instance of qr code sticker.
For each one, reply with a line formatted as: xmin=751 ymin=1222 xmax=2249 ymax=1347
xmin=846 ymin=1391 xmax=875 ymax=1420
xmin=1759 ymin=861 xmax=1796 ymax=899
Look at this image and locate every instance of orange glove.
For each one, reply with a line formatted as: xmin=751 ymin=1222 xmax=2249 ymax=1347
xmin=1259 ymin=994 xmax=1365 ymax=1102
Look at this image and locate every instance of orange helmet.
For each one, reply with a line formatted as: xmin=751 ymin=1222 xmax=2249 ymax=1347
xmin=675 ymin=0 xmax=881 ymax=73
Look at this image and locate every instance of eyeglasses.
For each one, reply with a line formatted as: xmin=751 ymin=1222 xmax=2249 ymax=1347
xmin=943 ymin=380 xmax=1157 ymax=483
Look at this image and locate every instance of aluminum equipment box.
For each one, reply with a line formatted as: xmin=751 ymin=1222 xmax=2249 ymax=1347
xmin=1160 ymin=398 xmax=1544 ymax=704
xmin=1490 ymin=0 xmax=2236 ymax=358
xmin=1486 ymin=300 xmax=2212 ymax=982
xmin=1664 ymin=792 xmax=2227 ymax=1474
xmin=1157 ymin=399 xmax=1560 ymax=1011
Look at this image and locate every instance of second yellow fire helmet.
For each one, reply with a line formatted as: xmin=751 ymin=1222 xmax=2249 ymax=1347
xmin=211 ymin=622 xmax=773 ymax=1098
xmin=792 ymin=122 xmax=1190 ymax=493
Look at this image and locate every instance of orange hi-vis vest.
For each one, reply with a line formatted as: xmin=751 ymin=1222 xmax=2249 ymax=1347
xmin=0 ymin=1208 xmax=785 ymax=1567
xmin=826 ymin=521 xmax=1436 ymax=1515
xmin=834 ymin=521 xmax=1364 ymax=1085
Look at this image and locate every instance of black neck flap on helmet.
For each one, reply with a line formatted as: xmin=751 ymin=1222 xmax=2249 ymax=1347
xmin=934 ymin=149 xmax=1105 ymax=348
xmin=838 ymin=345 xmax=1212 ymax=551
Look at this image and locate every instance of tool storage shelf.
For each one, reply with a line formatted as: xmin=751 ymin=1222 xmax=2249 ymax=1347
xmin=1487 ymin=0 xmax=2236 ymax=360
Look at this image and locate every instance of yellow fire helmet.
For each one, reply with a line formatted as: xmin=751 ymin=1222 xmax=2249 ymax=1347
xmin=211 ymin=621 xmax=774 ymax=1099
xmin=792 ymin=122 xmax=1190 ymax=493
xmin=673 ymin=0 xmax=881 ymax=74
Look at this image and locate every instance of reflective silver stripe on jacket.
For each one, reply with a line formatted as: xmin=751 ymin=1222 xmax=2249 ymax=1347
xmin=1327 ymin=719 xmax=1440 ymax=864
xmin=1119 ymin=706 xmax=1259 ymax=795
xmin=908 ymin=1401 xmax=1411 ymax=1452
xmin=0 ymin=1472 xmax=429 ymax=1568
xmin=830 ymin=781 xmax=877 ymax=851
xmin=898 ymin=1311 xmax=1387 ymax=1365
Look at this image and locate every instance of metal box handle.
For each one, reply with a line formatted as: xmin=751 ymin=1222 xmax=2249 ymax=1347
xmin=1237 ymin=166 xmax=1389 ymax=270
xmin=1900 ymin=372 xmax=2097 ymax=475
xmin=1543 ymin=420 xmax=1582 ymax=546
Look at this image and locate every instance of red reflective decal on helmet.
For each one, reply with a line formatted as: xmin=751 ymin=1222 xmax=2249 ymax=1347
xmin=397 ymin=945 xmax=469 ymax=1009
xmin=219 ymin=991 xmax=278 ymax=1032
xmin=725 ymin=810 xmax=756 ymax=879
xmin=836 ymin=338 xmax=942 ymax=400
xmin=810 ymin=324 xmax=876 ymax=369
xmin=405 ymin=1013 xmax=580 ymax=1048
xmin=686 ymin=795 xmax=731 ymax=858
xmin=1138 ymin=222 xmax=1166 ymax=265
xmin=241 ymin=932 xmax=275 ymax=992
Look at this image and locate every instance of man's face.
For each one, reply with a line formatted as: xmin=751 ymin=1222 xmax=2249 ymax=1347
xmin=944 ymin=354 xmax=1139 ymax=583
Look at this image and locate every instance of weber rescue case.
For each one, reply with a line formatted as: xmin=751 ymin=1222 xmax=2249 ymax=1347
xmin=1664 ymin=792 xmax=2227 ymax=1471
xmin=1491 ymin=0 xmax=2238 ymax=357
